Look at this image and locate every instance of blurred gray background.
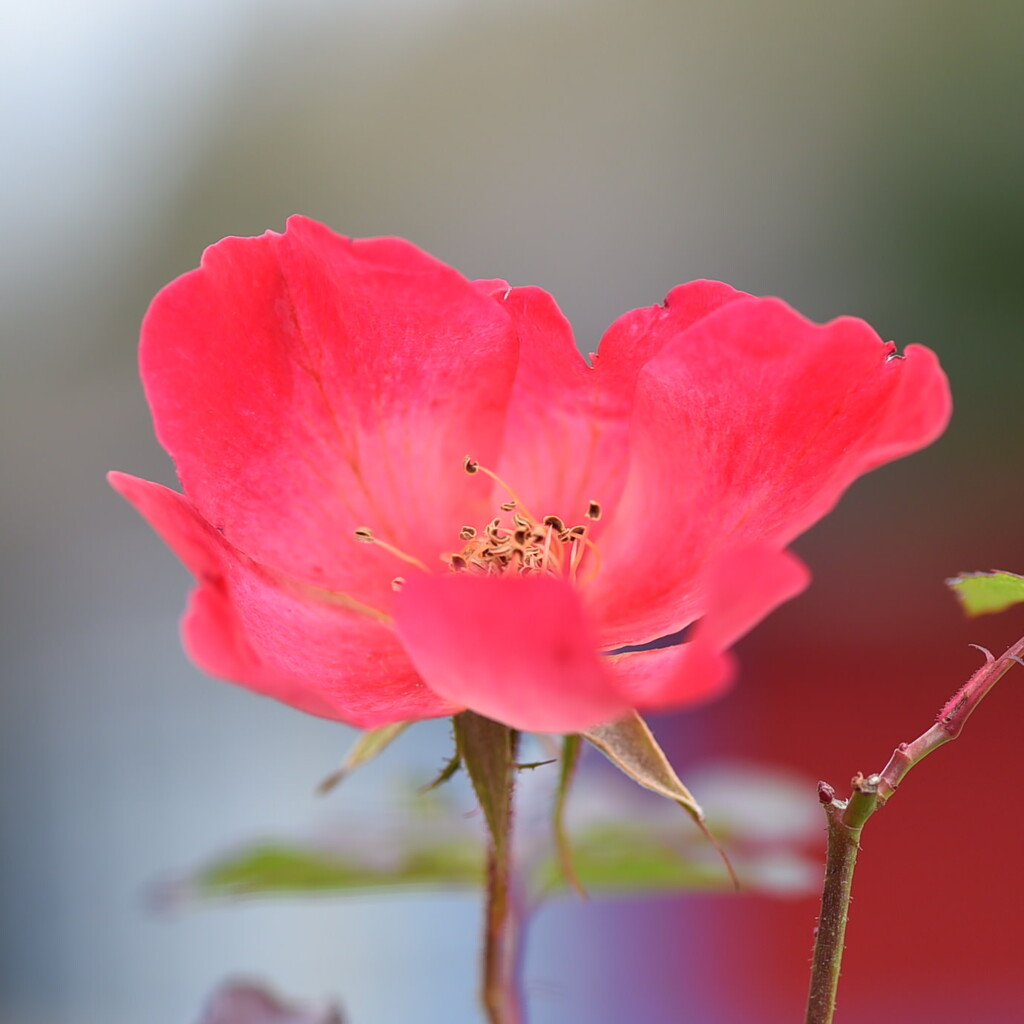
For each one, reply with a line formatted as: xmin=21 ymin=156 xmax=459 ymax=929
xmin=4 ymin=1 xmax=1024 ymax=1022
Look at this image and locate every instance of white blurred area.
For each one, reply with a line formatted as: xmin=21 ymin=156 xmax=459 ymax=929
xmin=3 ymin=1 xmax=1020 ymax=1022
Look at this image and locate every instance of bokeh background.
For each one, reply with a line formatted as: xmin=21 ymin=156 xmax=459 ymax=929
xmin=4 ymin=1 xmax=1024 ymax=1021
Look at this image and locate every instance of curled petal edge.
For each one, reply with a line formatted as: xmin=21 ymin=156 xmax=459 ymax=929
xmin=606 ymin=545 xmax=811 ymax=711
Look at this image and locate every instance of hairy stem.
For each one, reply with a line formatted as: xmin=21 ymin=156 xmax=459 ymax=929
xmin=804 ymin=779 xmax=877 ymax=1024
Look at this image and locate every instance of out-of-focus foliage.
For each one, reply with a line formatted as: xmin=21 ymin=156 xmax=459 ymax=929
xmin=947 ymin=571 xmax=1024 ymax=616
xmin=167 ymin=760 xmax=821 ymax=904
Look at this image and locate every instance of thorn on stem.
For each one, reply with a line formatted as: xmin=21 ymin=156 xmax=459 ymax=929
xmin=968 ymin=643 xmax=995 ymax=663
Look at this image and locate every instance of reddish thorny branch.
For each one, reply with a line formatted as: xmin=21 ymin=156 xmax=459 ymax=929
xmin=875 ymin=636 xmax=1024 ymax=804
xmin=805 ymin=636 xmax=1023 ymax=1024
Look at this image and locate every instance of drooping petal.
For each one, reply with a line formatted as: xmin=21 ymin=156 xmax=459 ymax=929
xmin=140 ymin=217 xmax=519 ymax=607
xmin=392 ymin=572 xmax=631 ymax=734
xmin=481 ymin=280 xmax=747 ymax=533
xmin=109 ymin=472 xmax=455 ymax=728
xmin=606 ymin=545 xmax=810 ymax=709
xmin=593 ymin=295 xmax=952 ymax=646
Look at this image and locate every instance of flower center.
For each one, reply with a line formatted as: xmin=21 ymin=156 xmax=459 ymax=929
xmin=354 ymin=456 xmax=602 ymax=589
xmin=446 ymin=457 xmax=601 ymax=581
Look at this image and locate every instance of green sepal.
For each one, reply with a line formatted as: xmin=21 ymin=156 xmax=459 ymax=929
xmin=583 ymin=711 xmax=737 ymax=887
xmin=317 ymin=721 xmax=411 ymax=794
xmin=552 ymin=734 xmax=585 ymax=896
xmin=420 ymin=751 xmax=461 ymax=793
xmin=582 ymin=712 xmax=704 ymax=822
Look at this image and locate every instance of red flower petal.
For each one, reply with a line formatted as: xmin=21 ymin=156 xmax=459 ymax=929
xmin=606 ymin=545 xmax=810 ymax=709
xmin=592 ymin=296 xmax=951 ymax=646
xmin=392 ymin=572 xmax=631 ymax=733
xmin=109 ymin=472 xmax=455 ymax=728
xmin=481 ymin=280 xmax=747 ymax=532
xmin=592 ymin=279 xmax=750 ymax=389
xmin=140 ymin=217 xmax=519 ymax=607
xmin=488 ymin=285 xmax=615 ymax=522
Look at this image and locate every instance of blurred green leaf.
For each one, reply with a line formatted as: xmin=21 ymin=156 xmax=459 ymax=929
xmin=188 ymin=827 xmax=728 ymax=902
xmin=947 ymin=570 xmax=1024 ymax=616
xmin=195 ymin=841 xmax=482 ymax=898
xmin=173 ymin=759 xmax=823 ymax=905
xmin=534 ymin=825 xmax=724 ymax=893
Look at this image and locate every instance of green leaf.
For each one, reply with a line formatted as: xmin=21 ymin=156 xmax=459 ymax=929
xmin=186 ymin=827 xmax=731 ymax=902
xmin=194 ymin=841 xmax=483 ymax=899
xmin=317 ymin=722 xmax=411 ymax=794
xmin=947 ymin=571 xmax=1024 ymax=617
xmin=533 ymin=824 xmax=725 ymax=894
xmin=453 ymin=712 xmax=517 ymax=859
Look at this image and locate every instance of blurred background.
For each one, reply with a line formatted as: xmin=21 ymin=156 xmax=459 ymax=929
xmin=3 ymin=0 xmax=1024 ymax=1021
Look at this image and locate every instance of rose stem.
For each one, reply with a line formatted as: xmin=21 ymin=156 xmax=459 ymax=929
xmin=804 ymin=633 xmax=1024 ymax=1024
xmin=482 ymin=830 xmax=524 ymax=1024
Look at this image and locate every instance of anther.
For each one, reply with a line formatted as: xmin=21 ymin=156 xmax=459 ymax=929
xmin=500 ymin=500 xmax=517 ymax=511
xmin=354 ymin=527 xmax=375 ymax=542
xmin=459 ymin=526 xmax=477 ymax=540
xmin=586 ymin=500 xmax=603 ymax=521
xmin=449 ymin=554 xmax=468 ymax=571
xmin=464 ymin=456 xmax=479 ymax=474
xmin=391 ymin=577 xmax=405 ymax=591
xmin=542 ymin=515 xmax=566 ymax=532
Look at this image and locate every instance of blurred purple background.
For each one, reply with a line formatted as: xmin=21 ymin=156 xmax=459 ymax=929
xmin=4 ymin=2 xmax=1024 ymax=1021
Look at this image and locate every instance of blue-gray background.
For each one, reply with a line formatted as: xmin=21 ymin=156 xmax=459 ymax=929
xmin=4 ymin=2 xmax=1024 ymax=1022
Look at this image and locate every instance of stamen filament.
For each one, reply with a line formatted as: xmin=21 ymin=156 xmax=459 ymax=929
xmin=575 ymin=535 xmax=603 ymax=585
xmin=541 ymin=523 xmax=556 ymax=570
xmin=464 ymin=456 xmax=538 ymax=522
xmin=353 ymin=527 xmax=429 ymax=572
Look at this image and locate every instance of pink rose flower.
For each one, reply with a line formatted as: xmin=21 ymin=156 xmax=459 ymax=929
xmin=110 ymin=217 xmax=950 ymax=734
